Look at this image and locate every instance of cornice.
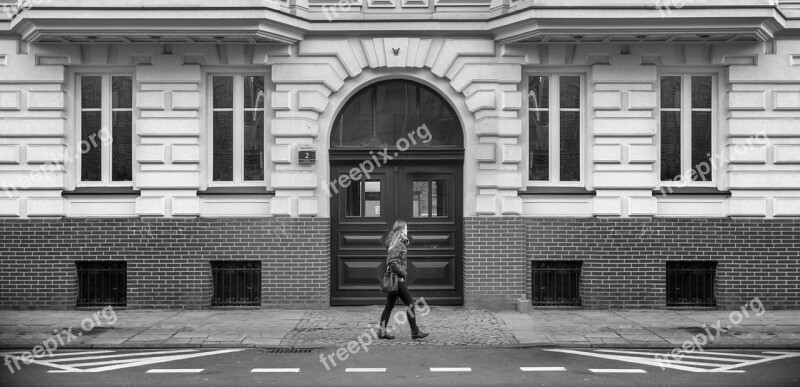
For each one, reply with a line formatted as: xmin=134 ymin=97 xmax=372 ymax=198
xmin=6 ymin=1 xmax=792 ymax=44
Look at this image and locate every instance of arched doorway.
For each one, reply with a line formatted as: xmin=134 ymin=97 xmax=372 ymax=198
xmin=330 ymin=80 xmax=464 ymax=305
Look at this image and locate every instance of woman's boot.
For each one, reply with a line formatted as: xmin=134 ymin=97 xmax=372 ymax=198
xmin=378 ymin=328 xmax=395 ymax=340
xmin=411 ymin=330 xmax=429 ymax=339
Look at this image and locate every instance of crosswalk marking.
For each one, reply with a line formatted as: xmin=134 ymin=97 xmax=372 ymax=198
xmin=146 ymin=369 xmax=204 ymax=373
xmin=520 ymin=367 xmax=566 ymax=371
xmin=590 ymin=369 xmax=647 ymax=373
xmin=345 ymin=368 xmax=386 ymax=372
xmin=430 ymin=367 xmax=471 ymax=372
xmin=546 ymin=349 xmax=799 ymax=373
xmin=252 ymin=368 xmax=301 ymax=373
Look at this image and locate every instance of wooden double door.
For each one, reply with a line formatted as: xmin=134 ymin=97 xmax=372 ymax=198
xmin=330 ymin=158 xmax=463 ymax=305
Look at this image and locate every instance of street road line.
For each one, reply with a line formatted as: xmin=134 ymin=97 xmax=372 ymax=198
xmin=545 ymin=349 xmax=712 ymax=373
xmin=682 ymin=351 xmax=768 ymax=359
xmin=520 ymin=367 xmax=566 ymax=371
xmin=590 ymin=369 xmax=647 ymax=373
xmin=596 ymin=349 xmax=747 ymax=362
xmin=251 ymin=368 xmax=301 ymax=373
xmin=146 ymin=369 xmax=204 ymax=373
xmin=345 ymin=368 xmax=386 ymax=372
xmin=430 ymin=367 xmax=472 ymax=372
xmin=709 ymin=352 xmax=800 ymax=372
xmin=1 ymin=350 xmax=114 ymax=358
xmin=80 ymin=349 xmax=245 ymax=373
xmin=48 ymin=349 xmax=199 ymax=363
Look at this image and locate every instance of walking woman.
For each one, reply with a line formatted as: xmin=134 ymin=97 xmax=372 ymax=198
xmin=378 ymin=220 xmax=429 ymax=340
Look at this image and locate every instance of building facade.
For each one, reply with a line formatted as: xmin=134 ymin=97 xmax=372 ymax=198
xmin=1 ymin=0 xmax=799 ymax=310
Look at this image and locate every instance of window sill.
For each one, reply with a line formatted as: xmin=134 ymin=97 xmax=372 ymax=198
xmin=653 ymin=187 xmax=731 ymax=196
xmin=520 ymin=187 xmax=596 ymax=196
xmin=197 ymin=187 xmax=274 ymax=196
xmin=62 ymin=187 xmax=141 ymax=197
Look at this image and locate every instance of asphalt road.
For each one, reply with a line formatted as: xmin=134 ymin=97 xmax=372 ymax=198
xmin=2 ymin=347 xmax=799 ymax=387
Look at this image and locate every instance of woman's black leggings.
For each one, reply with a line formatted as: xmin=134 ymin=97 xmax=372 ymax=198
xmin=379 ymin=282 xmax=419 ymax=333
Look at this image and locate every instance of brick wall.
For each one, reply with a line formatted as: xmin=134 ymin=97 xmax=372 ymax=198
xmin=526 ymin=218 xmax=800 ymax=310
xmin=463 ymin=217 xmax=526 ymax=309
xmin=0 ymin=218 xmax=329 ymax=309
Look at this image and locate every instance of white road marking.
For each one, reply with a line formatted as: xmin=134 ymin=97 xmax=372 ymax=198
xmin=590 ymin=369 xmax=647 ymax=373
xmin=4 ymin=354 xmax=85 ymax=373
xmin=48 ymin=349 xmax=245 ymax=373
xmin=146 ymin=369 xmax=204 ymax=373
xmin=48 ymin=349 xmax=199 ymax=363
xmin=708 ymin=352 xmax=800 ymax=372
xmin=596 ymin=349 xmax=747 ymax=363
xmin=545 ymin=349 xmax=719 ymax=373
xmin=1 ymin=350 xmax=114 ymax=358
xmin=520 ymin=366 xmax=566 ymax=371
xmin=430 ymin=367 xmax=471 ymax=372
xmin=251 ymin=368 xmax=301 ymax=373
xmin=547 ymin=349 xmax=792 ymax=373
xmin=345 ymin=368 xmax=386 ymax=372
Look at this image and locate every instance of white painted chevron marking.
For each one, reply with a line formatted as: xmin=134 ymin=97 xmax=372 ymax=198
xmin=81 ymin=349 xmax=244 ymax=373
xmin=545 ymin=349 xmax=722 ymax=373
xmin=708 ymin=352 xmax=800 ymax=372
xmin=48 ymin=349 xmax=198 ymax=363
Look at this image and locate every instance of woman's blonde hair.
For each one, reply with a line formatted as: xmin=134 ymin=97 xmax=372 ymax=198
xmin=386 ymin=220 xmax=408 ymax=251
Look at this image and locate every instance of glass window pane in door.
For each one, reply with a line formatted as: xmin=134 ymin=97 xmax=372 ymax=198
xmin=432 ymin=180 xmax=447 ymax=217
xmin=213 ymin=77 xmax=233 ymax=109
xmin=559 ymin=111 xmax=580 ymax=182
xmin=345 ymin=180 xmax=362 ymax=217
xmin=660 ymin=76 xmax=681 ymax=109
xmin=364 ymin=180 xmax=381 ymax=217
xmin=412 ymin=181 xmax=429 ymax=218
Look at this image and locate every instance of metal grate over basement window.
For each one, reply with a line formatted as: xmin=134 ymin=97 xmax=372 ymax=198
xmin=76 ymin=261 xmax=127 ymax=307
xmin=666 ymin=261 xmax=717 ymax=307
xmin=211 ymin=261 xmax=262 ymax=306
xmin=532 ymin=261 xmax=582 ymax=306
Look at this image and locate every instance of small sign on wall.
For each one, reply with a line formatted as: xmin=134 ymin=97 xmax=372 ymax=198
xmin=298 ymin=146 xmax=316 ymax=164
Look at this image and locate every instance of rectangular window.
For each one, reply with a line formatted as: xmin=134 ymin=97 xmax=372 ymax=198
xmin=211 ymin=261 xmax=262 ymax=306
xmin=79 ymin=75 xmax=133 ymax=184
xmin=528 ymin=74 xmax=583 ymax=183
xmin=532 ymin=261 xmax=582 ymax=306
xmin=659 ymin=74 xmax=714 ymax=183
xmin=76 ymin=261 xmax=127 ymax=307
xmin=211 ymin=75 xmax=265 ymax=183
xmin=666 ymin=261 xmax=716 ymax=307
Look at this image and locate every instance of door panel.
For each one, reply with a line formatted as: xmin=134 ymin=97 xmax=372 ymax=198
xmin=331 ymin=161 xmax=463 ymax=305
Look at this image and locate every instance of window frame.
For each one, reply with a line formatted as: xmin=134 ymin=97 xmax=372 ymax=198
xmin=206 ymin=72 xmax=269 ymax=187
xmin=525 ymin=71 xmax=587 ymax=187
xmin=75 ymin=72 xmax=135 ymax=187
xmin=657 ymin=71 xmax=719 ymax=188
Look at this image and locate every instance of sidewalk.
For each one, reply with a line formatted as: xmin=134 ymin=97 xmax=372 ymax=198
xmin=1 ymin=307 xmax=798 ymax=350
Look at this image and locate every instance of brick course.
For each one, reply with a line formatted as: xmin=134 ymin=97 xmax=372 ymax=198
xmin=0 ymin=218 xmax=329 ymax=309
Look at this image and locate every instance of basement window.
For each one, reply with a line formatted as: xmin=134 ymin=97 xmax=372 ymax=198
xmin=666 ymin=261 xmax=716 ymax=307
xmin=532 ymin=261 xmax=582 ymax=306
xmin=211 ymin=261 xmax=261 ymax=306
xmin=76 ymin=261 xmax=127 ymax=307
